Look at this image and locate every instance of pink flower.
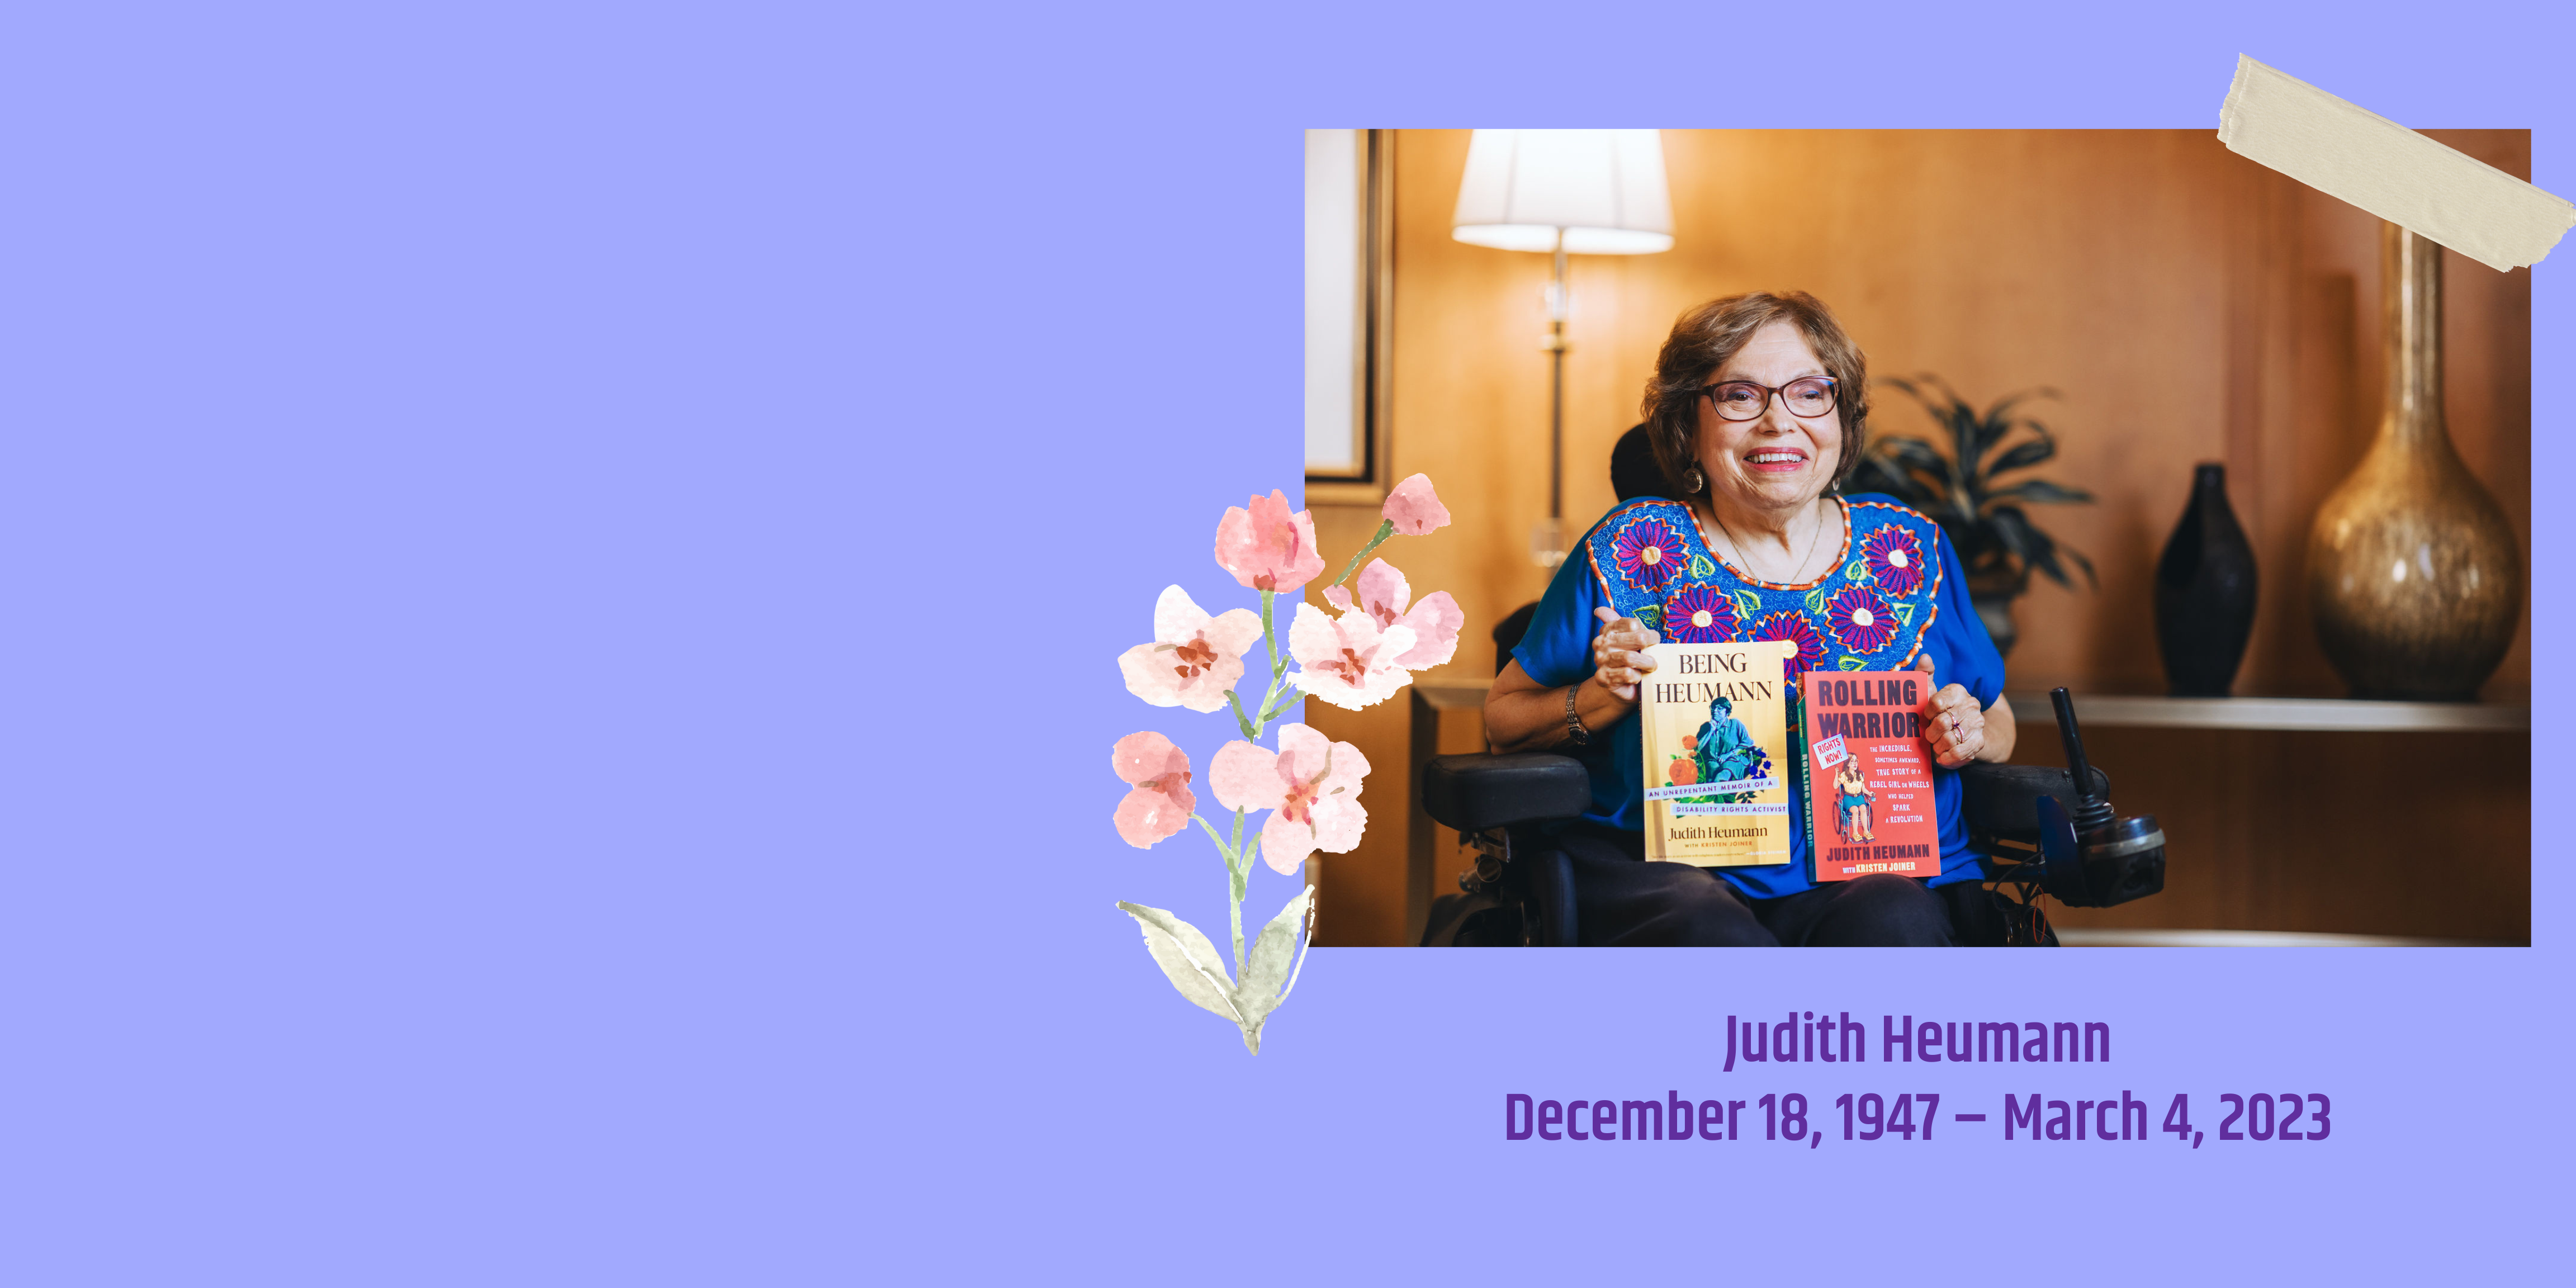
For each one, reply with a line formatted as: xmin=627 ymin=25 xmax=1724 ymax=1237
xmin=1214 ymin=490 xmax=1327 ymax=594
xmin=1110 ymin=731 xmax=1195 ymax=849
xmin=1117 ymin=585 xmax=1265 ymax=713
xmin=1285 ymin=601 xmax=1418 ymax=709
xmin=1381 ymin=473 xmax=1451 ymax=536
xmin=1209 ymin=724 xmax=1371 ymax=874
xmin=1320 ymin=558 xmax=1461 ymax=670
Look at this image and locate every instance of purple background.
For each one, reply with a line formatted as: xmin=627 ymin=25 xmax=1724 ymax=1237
xmin=2 ymin=3 xmax=2565 ymax=1283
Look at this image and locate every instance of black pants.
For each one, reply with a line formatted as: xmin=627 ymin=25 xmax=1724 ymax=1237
xmin=1551 ymin=824 xmax=1963 ymax=946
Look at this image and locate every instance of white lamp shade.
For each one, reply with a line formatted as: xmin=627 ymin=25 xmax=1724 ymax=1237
xmin=1451 ymin=129 xmax=1674 ymax=254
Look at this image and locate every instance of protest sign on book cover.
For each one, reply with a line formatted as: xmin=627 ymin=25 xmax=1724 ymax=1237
xmin=1800 ymin=670 xmax=1939 ymax=880
xmin=1637 ymin=640 xmax=1795 ymax=866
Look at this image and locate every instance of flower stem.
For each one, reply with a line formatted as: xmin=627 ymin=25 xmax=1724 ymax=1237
xmin=1259 ymin=589 xmax=1280 ymax=678
xmin=1326 ymin=518 xmax=1397 ymax=590
xmin=1192 ymin=812 xmax=1233 ymax=856
xmin=1227 ymin=808 xmax=1249 ymax=976
xmin=1227 ymin=689 xmax=1259 ymax=741
xmin=1258 ymin=688 xmax=1301 ymax=725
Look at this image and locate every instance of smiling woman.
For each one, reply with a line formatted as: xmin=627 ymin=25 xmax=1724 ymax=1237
xmin=1481 ymin=291 xmax=2021 ymax=946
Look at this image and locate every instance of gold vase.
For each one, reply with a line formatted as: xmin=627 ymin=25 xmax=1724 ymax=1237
xmin=2307 ymin=224 xmax=2521 ymax=700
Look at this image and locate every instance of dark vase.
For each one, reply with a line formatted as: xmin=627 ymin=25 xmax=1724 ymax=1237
xmin=2154 ymin=463 xmax=2257 ymax=697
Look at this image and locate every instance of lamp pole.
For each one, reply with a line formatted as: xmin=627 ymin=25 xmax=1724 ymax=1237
xmin=1530 ymin=239 xmax=1569 ymax=569
xmin=1547 ymin=241 xmax=1567 ymax=529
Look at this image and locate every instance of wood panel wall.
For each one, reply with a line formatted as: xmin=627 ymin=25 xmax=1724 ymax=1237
xmin=1303 ymin=129 xmax=2531 ymax=948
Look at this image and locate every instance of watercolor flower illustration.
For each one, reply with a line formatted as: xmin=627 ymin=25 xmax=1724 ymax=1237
xmin=1750 ymin=610 xmax=1829 ymax=686
xmin=1860 ymin=525 xmax=1926 ymax=599
xmin=1381 ymin=472 xmax=1452 ymax=536
xmin=1286 ymin=602 xmax=1418 ymax=709
xmin=1210 ymin=724 xmax=1370 ymax=874
xmin=1826 ymin=584 xmax=1899 ymax=655
xmin=1323 ymin=558 xmax=1461 ymax=670
xmin=1117 ymin=585 xmax=1266 ymax=713
xmin=1214 ymin=489 xmax=1326 ymax=594
xmin=1110 ymin=731 xmax=1195 ymax=848
xmin=1610 ymin=515 xmax=1687 ymax=593
xmin=1112 ymin=477 xmax=1455 ymax=1054
xmin=1661 ymin=584 xmax=1741 ymax=643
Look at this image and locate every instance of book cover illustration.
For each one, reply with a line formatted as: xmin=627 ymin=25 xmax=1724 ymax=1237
xmin=1638 ymin=640 xmax=1795 ymax=867
xmin=1800 ymin=670 xmax=1940 ymax=881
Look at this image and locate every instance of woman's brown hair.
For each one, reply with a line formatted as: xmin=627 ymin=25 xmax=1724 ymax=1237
xmin=1639 ymin=291 xmax=1872 ymax=500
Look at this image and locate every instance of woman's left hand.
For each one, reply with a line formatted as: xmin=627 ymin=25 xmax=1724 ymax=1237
xmin=1913 ymin=653 xmax=1988 ymax=768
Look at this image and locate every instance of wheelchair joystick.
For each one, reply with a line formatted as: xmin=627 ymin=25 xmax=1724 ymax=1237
xmin=2051 ymin=689 xmax=2115 ymax=835
xmin=2036 ymin=688 xmax=2167 ymax=908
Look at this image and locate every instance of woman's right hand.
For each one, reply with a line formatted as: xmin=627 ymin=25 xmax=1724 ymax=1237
xmin=1590 ymin=607 xmax=1662 ymax=703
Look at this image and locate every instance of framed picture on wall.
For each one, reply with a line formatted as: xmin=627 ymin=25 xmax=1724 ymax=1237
xmin=1304 ymin=128 xmax=1395 ymax=505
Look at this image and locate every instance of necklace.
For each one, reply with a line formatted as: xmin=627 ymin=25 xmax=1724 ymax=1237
xmin=1700 ymin=498 xmax=1839 ymax=585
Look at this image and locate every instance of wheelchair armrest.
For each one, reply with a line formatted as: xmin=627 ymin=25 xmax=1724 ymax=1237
xmin=1959 ymin=761 xmax=2109 ymax=841
xmin=1421 ymin=752 xmax=1592 ymax=833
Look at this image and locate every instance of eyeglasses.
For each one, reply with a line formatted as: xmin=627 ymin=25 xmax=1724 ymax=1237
xmin=1700 ymin=376 xmax=1838 ymax=422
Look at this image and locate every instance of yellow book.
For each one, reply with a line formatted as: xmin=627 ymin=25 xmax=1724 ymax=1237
xmin=1638 ymin=639 xmax=1796 ymax=866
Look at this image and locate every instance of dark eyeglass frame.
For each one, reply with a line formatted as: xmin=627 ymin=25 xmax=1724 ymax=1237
xmin=1699 ymin=376 xmax=1839 ymax=422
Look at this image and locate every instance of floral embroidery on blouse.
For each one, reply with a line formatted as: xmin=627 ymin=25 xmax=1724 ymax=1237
xmin=1749 ymin=609 xmax=1829 ymax=687
xmin=1585 ymin=497 xmax=1944 ymax=675
xmin=1661 ymin=584 xmax=1742 ymax=643
xmin=1859 ymin=525 xmax=1925 ymax=599
xmin=1606 ymin=513 xmax=1688 ymax=594
xmin=1824 ymin=584 xmax=1899 ymax=655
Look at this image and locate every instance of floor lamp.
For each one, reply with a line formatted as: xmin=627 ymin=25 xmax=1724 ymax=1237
xmin=1451 ymin=129 xmax=1675 ymax=569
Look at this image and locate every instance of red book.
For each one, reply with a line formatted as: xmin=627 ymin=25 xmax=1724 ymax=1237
xmin=1800 ymin=671 xmax=1940 ymax=882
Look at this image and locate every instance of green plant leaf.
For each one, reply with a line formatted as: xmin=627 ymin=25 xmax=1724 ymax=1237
xmin=2062 ymin=544 xmax=2099 ymax=586
xmin=1985 ymin=479 xmax=2094 ymax=505
xmin=1987 ymin=434 xmax=2058 ymax=475
xmin=1116 ymin=901 xmax=1241 ymax=1025
xmin=1232 ymin=886 xmax=1315 ymax=1053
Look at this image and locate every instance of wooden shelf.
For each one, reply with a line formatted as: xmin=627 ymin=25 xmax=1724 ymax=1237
xmin=1412 ymin=681 xmax=1494 ymax=714
xmin=2054 ymin=928 xmax=2511 ymax=948
xmin=2012 ymin=693 xmax=2528 ymax=733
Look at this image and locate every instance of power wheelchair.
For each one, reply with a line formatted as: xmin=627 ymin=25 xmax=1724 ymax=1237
xmin=1415 ymin=623 xmax=2167 ymax=948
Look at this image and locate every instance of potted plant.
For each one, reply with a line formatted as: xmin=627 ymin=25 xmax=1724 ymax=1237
xmin=1845 ymin=375 xmax=2094 ymax=656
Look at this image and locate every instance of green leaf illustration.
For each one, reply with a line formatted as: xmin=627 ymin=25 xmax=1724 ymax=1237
xmin=1232 ymin=887 xmax=1315 ymax=1053
xmin=1635 ymin=604 xmax=1664 ymax=631
xmin=1732 ymin=588 xmax=1761 ymax=621
xmin=1838 ymin=656 xmax=1870 ymax=671
xmin=1689 ymin=552 xmax=1717 ymax=579
xmin=1116 ymin=901 xmax=1242 ymax=1026
xmin=1845 ymin=559 xmax=1867 ymax=581
xmin=1894 ymin=602 xmax=1916 ymax=626
xmin=1804 ymin=585 xmax=1828 ymax=615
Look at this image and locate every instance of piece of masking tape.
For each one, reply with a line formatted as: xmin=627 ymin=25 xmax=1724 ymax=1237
xmin=2218 ymin=54 xmax=2574 ymax=272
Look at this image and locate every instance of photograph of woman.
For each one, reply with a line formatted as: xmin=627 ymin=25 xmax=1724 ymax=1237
xmin=1484 ymin=290 xmax=2015 ymax=946
xmin=1691 ymin=694 xmax=1765 ymax=794
xmin=1833 ymin=756 xmax=1876 ymax=845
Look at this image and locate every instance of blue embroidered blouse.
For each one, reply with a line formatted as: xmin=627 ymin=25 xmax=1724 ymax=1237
xmin=1509 ymin=493 xmax=2006 ymax=900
